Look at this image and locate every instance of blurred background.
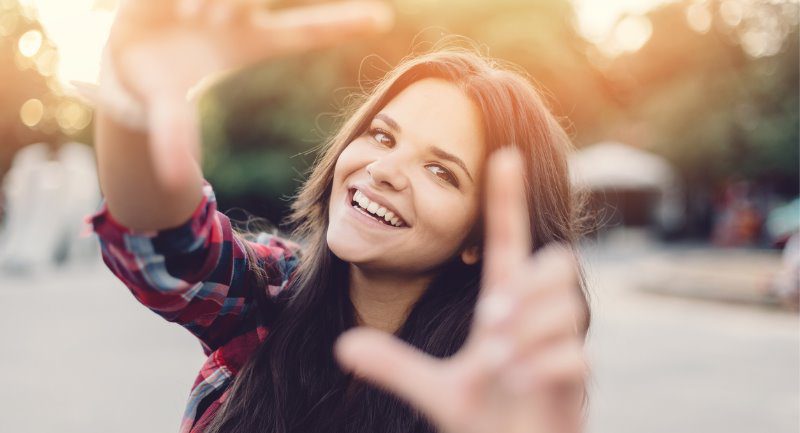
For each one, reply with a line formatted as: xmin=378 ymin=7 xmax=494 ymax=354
xmin=0 ymin=0 xmax=797 ymax=432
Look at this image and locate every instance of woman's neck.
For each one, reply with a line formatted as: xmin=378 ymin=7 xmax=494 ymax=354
xmin=348 ymin=265 xmax=433 ymax=334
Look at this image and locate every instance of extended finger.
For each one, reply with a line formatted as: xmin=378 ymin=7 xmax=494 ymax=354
xmin=513 ymin=294 xmax=581 ymax=355
xmin=119 ymin=0 xmax=177 ymax=26
xmin=177 ymin=0 xmax=209 ymax=19
xmin=468 ymin=149 xmax=531 ymax=343
xmin=469 ymin=293 xmax=579 ymax=379
xmin=481 ymin=147 xmax=531 ymax=292
xmin=245 ymin=0 xmax=393 ymax=56
xmin=470 ymin=245 xmax=580 ymax=362
xmin=203 ymin=0 xmax=270 ymax=26
xmin=513 ymin=250 xmax=582 ymax=350
xmin=501 ymin=338 xmax=586 ymax=395
xmin=511 ymin=247 xmax=582 ymax=328
xmin=509 ymin=246 xmax=578 ymax=302
xmin=334 ymin=328 xmax=446 ymax=416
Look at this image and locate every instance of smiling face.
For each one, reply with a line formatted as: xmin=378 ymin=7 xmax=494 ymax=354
xmin=327 ymin=78 xmax=486 ymax=275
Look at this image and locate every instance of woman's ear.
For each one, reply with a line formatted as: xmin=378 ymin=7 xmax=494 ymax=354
xmin=460 ymin=246 xmax=481 ymax=265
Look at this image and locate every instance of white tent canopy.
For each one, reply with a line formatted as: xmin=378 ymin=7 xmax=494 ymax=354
xmin=569 ymin=141 xmax=677 ymax=190
xmin=569 ymin=141 xmax=685 ymax=231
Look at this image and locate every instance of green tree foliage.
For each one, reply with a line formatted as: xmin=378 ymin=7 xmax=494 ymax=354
xmin=191 ymin=0 xmax=798 ymax=229
xmin=602 ymin=0 xmax=798 ymax=196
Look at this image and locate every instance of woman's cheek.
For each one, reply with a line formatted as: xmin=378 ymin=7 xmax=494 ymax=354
xmin=419 ymin=194 xmax=474 ymax=249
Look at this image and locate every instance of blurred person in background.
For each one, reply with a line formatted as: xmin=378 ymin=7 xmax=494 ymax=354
xmin=0 ymin=142 xmax=99 ymax=273
xmin=772 ymin=232 xmax=799 ymax=310
xmin=766 ymin=198 xmax=800 ymax=309
xmin=85 ymin=1 xmax=590 ymax=433
xmin=711 ymin=180 xmax=763 ymax=247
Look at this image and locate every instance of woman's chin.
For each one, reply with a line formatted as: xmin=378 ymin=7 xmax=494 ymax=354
xmin=327 ymin=226 xmax=409 ymax=270
xmin=326 ymin=225 xmax=375 ymax=263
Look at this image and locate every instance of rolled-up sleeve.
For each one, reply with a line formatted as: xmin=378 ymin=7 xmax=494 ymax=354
xmin=89 ymin=182 xmax=301 ymax=355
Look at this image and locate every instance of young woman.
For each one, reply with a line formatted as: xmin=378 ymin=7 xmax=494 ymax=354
xmin=89 ymin=1 xmax=591 ymax=433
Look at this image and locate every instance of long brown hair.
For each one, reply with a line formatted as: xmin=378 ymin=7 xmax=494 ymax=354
xmin=206 ymin=42 xmax=590 ymax=433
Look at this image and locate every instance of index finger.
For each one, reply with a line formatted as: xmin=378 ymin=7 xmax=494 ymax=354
xmin=247 ymin=1 xmax=394 ymax=55
xmin=481 ymin=147 xmax=532 ymax=292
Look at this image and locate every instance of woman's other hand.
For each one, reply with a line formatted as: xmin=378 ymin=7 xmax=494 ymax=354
xmin=106 ymin=0 xmax=393 ymax=191
xmin=334 ymin=149 xmax=588 ymax=433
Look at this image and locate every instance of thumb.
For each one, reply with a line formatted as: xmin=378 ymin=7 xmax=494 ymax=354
xmin=335 ymin=328 xmax=445 ymax=414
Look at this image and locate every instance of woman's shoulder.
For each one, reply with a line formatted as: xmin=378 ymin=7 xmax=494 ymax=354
xmin=185 ymin=324 xmax=267 ymax=432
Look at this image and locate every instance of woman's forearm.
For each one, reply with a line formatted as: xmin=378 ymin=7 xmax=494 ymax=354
xmin=94 ymin=109 xmax=204 ymax=231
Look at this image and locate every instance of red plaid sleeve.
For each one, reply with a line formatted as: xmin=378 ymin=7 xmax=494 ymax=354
xmin=89 ymin=182 xmax=301 ymax=355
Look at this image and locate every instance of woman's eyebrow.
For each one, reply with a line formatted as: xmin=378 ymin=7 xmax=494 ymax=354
xmin=375 ymin=113 xmax=401 ymax=132
xmin=374 ymin=113 xmax=474 ymax=183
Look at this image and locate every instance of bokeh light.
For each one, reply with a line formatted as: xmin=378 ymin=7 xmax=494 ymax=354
xmin=614 ymin=15 xmax=654 ymax=52
xmin=573 ymin=0 xmax=668 ymax=47
xmin=19 ymin=98 xmax=44 ymax=127
xmin=686 ymin=2 xmax=713 ymax=33
xmin=720 ymin=0 xmax=744 ymax=27
xmin=33 ymin=45 xmax=57 ymax=76
xmin=741 ymin=28 xmax=783 ymax=57
xmin=17 ymin=29 xmax=42 ymax=57
xmin=55 ymin=99 xmax=92 ymax=133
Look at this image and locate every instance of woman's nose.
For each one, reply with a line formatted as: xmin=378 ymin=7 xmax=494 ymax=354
xmin=365 ymin=155 xmax=409 ymax=191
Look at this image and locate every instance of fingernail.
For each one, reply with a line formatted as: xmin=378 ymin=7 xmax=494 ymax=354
xmin=476 ymin=293 xmax=514 ymax=328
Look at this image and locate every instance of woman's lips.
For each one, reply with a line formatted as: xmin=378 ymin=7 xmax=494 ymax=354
xmin=345 ymin=188 xmax=406 ymax=230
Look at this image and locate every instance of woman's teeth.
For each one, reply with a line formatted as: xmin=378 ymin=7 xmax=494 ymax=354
xmin=353 ymin=190 xmax=405 ymax=227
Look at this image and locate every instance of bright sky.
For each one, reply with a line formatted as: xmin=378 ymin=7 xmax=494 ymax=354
xmin=21 ymin=0 xmax=673 ymax=86
xmin=18 ymin=0 xmax=114 ymax=86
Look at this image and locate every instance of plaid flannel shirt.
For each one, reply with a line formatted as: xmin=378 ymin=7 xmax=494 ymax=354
xmin=90 ymin=182 xmax=301 ymax=432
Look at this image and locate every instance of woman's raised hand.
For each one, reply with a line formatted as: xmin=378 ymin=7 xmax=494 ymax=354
xmin=334 ymin=149 xmax=588 ymax=433
xmin=105 ymin=0 xmax=393 ymax=191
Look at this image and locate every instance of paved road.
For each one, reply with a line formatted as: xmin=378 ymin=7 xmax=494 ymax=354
xmin=0 ymin=250 xmax=797 ymax=433
xmin=583 ymin=244 xmax=799 ymax=433
xmin=0 ymin=262 xmax=204 ymax=433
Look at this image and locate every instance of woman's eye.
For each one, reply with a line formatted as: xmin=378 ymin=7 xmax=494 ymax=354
xmin=368 ymin=128 xmax=394 ymax=147
xmin=365 ymin=127 xmax=457 ymax=187
xmin=428 ymin=164 xmax=458 ymax=187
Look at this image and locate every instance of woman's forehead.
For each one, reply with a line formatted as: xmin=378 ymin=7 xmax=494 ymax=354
xmin=376 ymin=78 xmax=486 ymax=169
